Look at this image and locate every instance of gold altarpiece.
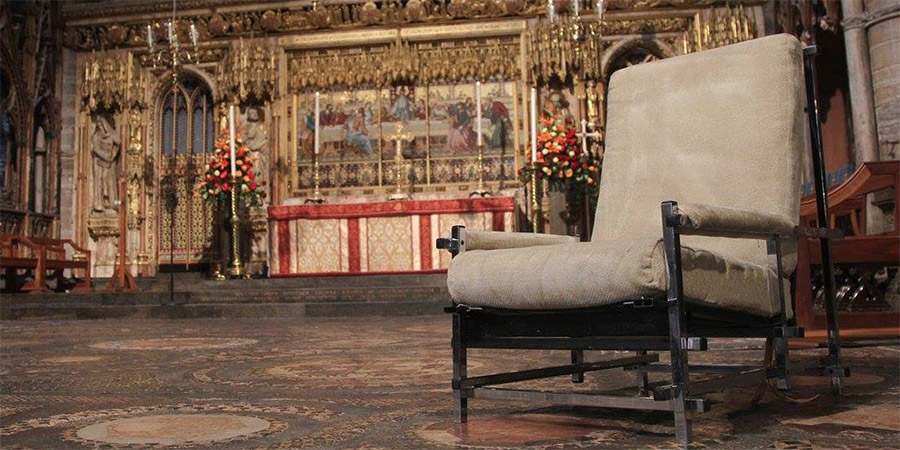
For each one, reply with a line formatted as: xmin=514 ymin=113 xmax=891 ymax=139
xmin=65 ymin=0 xmax=762 ymax=277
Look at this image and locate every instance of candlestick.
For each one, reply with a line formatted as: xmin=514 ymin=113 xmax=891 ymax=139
xmin=476 ymin=81 xmax=483 ymax=146
xmin=581 ymin=119 xmax=588 ymax=155
xmin=530 ymin=87 xmax=538 ymax=162
xmin=229 ymin=105 xmax=237 ymax=176
xmin=314 ymin=92 xmax=320 ymax=155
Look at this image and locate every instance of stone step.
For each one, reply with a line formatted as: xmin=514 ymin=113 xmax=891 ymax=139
xmin=0 ymin=272 xmax=451 ymax=320
xmin=0 ymin=300 xmax=444 ymax=321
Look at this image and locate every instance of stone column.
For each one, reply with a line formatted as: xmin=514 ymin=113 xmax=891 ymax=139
xmin=841 ymin=0 xmax=880 ymax=163
xmin=866 ymin=0 xmax=900 ymax=161
xmin=59 ymin=48 xmax=78 ymax=240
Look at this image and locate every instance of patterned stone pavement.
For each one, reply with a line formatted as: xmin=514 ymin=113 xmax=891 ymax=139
xmin=1 ymin=316 xmax=898 ymax=449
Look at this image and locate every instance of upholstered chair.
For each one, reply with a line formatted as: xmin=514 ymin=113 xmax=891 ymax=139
xmin=438 ymin=34 xmax=845 ymax=448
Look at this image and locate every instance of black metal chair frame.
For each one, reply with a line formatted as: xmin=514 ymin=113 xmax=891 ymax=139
xmin=436 ymin=47 xmax=848 ymax=448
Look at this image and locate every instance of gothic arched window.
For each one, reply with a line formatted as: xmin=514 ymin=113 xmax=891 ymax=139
xmin=159 ymin=77 xmax=214 ymax=156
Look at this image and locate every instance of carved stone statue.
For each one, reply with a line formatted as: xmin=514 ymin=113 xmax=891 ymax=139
xmin=243 ymin=106 xmax=269 ymax=187
xmin=91 ymin=114 xmax=121 ymax=213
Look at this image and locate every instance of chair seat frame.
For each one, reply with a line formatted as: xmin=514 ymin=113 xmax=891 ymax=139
xmin=436 ymin=46 xmax=847 ymax=448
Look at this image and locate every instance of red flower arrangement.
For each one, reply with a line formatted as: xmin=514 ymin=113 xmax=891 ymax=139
xmin=196 ymin=128 xmax=266 ymax=207
xmin=527 ymin=116 xmax=600 ymax=191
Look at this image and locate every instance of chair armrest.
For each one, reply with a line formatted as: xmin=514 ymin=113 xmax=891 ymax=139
xmin=465 ymin=230 xmax=577 ymax=251
xmin=673 ymin=202 xmax=842 ymax=239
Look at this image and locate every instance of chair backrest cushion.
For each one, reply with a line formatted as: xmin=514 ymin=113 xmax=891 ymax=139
xmin=594 ymin=34 xmax=806 ymax=271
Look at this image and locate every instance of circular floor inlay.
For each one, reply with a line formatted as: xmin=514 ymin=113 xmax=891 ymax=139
xmin=91 ymin=337 xmax=256 ymax=351
xmin=418 ymin=414 xmax=628 ymax=447
xmin=75 ymin=414 xmax=270 ymax=446
xmin=41 ymin=356 xmax=103 ymax=364
xmin=264 ymin=353 xmax=483 ymax=387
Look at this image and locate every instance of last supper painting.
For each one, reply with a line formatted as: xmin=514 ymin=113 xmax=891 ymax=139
xmin=1 ymin=0 xmax=899 ymax=449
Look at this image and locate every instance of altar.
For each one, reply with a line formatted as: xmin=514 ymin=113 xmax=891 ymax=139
xmin=268 ymin=197 xmax=515 ymax=276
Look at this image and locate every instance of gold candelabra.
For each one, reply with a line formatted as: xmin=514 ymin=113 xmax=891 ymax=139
xmin=145 ymin=0 xmax=200 ymax=83
xmin=388 ymin=122 xmax=414 ymax=201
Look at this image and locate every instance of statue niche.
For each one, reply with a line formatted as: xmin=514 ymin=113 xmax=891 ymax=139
xmin=241 ymin=105 xmax=270 ymax=275
xmin=242 ymin=105 xmax=269 ymax=187
xmin=90 ymin=113 xmax=121 ymax=214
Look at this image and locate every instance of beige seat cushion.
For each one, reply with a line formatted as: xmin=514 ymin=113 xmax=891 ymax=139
xmin=448 ymin=238 xmax=790 ymax=318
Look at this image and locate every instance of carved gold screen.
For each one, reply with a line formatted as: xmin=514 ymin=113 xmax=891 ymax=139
xmin=157 ymin=77 xmax=217 ymax=266
xmin=287 ymin=38 xmax=522 ymax=196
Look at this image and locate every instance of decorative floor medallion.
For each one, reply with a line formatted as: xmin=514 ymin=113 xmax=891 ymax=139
xmin=90 ymin=338 xmax=257 ymax=351
xmin=74 ymin=414 xmax=270 ymax=446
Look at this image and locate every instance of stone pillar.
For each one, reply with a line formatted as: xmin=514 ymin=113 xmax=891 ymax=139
xmin=867 ymin=0 xmax=900 ymax=161
xmin=59 ymin=48 xmax=78 ymax=240
xmin=841 ymin=0 xmax=880 ymax=163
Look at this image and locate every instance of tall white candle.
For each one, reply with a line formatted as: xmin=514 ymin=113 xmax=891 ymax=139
xmin=190 ymin=23 xmax=198 ymax=47
xmin=475 ymin=81 xmax=483 ymax=146
xmin=314 ymin=92 xmax=320 ymax=155
xmin=228 ymin=105 xmax=237 ymax=177
xmin=581 ymin=119 xmax=588 ymax=154
xmin=530 ymin=87 xmax=538 ymax=162
xmin=146 ymin=24 xmax=154 ymax=50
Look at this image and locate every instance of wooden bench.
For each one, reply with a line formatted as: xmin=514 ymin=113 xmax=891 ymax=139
xmin=0 ymin=234 xmax=93 ymax=293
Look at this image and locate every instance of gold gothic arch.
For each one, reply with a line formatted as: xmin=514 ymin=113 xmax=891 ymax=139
xmin=156 ymin=74 xmax=219 ymax=268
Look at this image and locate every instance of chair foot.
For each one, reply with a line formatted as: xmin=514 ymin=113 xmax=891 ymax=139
xmin=673 ymin=404 xmax=692 ymax=449
xmin=454 ymin=395 xmax=468 ymax=423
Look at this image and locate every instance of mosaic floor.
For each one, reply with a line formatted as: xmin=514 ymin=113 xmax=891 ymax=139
xmin=1 ymin=316 xmax=898 ymax=449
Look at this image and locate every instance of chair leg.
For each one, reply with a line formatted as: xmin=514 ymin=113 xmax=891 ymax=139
xmin=662 ymin=201 xmax=692 ymax=448
xmin=669 ymin=318 xmax=692 ymax=448
xmin=571 ymin=350 xmax=584 ymax=383
xmin=773 ymin=335 xmax=790 ymax=391
xmin=635 ymin=350 xmax=650 ymax=396
xmin=452 ymin=312 xmax=468 ymax=423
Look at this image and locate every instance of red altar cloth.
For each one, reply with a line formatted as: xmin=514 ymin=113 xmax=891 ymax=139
xmin=267 ymin=197 xmax=515 ymax=276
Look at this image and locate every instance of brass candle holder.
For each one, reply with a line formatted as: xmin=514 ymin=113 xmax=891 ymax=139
xmin=227 ymin=177 xmax=246 ymax=278
xmin=305 ymin=154 xmax=326 ymax=204
xmin=528 ymin=162 xmax=544 ymax=233
xmin=469 ymin=144 xmax=491 ymax=197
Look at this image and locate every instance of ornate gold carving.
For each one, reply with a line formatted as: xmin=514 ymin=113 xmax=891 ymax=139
xmin=88 ymin=215 xmax=119 ymax=239
xmin=527 ymin=18 xmax=611 ymax=83
xmin=217 ymin=39 xmax=278 ymax=104
xmin=82 ymin=52 xmax=146 ymax=113
xmin=126 ymin=108 xmax=144 ymax=230
xmin=288 ymin=38 xmax=519 ymax=91
xmin=681 ymin=4 xmax=756 ymax=54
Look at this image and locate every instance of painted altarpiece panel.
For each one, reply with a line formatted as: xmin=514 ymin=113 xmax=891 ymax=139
xmin=292 ymin=81 xmax=520 ymax=197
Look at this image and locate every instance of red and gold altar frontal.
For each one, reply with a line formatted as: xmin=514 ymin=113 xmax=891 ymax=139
xmin=268 ymin=197 xmax=514 ymax=276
